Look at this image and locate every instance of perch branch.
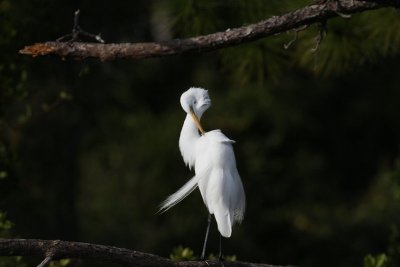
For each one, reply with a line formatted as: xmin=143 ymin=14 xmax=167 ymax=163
xmin=19 ymin=0 xmax=400 ymax=61
xmin=0 ymin=239 xmax=295 ymax=267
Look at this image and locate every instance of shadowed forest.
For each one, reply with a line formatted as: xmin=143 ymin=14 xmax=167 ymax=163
xmin=1 ymin=1 xmax=400 ymax=267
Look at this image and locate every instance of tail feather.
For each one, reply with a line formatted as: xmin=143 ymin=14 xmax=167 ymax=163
xmin=158 ymin=176 xmax=200 ymax=213
xmin=214 ymin=208 xmax=232 ymax=238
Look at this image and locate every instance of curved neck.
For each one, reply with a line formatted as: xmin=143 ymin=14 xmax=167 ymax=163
xmin=182 ymin=113 xmax=200 ymax=137
xmin=179 ymin=114 xmax=201 ymax=168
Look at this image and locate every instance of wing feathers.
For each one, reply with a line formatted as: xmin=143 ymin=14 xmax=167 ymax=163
xmin=158 ymin=176 xmax=200 ymax=213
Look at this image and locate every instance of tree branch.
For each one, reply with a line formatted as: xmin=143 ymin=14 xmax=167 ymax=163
xmin=18 ymin=0 xmax=400 ymax=60
xmin=0 ymin=239 xmax=294 ymax=267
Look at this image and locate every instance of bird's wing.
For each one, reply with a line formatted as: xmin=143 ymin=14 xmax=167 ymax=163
xmin=209 ymin=168 xmax=233 ymax=238
xmin=204 ymin=129 xmax=235 ymax=144
xmin=228 ymin=168 xmax=246 ymax=223
xmin=158 ymin=175 xmax=200 ymax=213
xmin=195 ymin=129 xmax=246 ymax=237
xmin=206 ymin=167 xmax=245 ymax=237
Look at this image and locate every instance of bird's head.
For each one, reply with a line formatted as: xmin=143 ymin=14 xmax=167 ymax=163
xmin=180 ymin=87 xmax=212 ymax=134
xmin=180 ymin=87 xmax=211 ymax=117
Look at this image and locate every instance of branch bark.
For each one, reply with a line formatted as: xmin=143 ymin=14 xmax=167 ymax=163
xmin=0 ymin=239 xmax=294 ymax=267
xmin=19 ymin=0 xmax=399 ymax=61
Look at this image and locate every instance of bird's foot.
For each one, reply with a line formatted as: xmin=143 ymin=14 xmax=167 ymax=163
xmin=218 ymin=257 xmax=225 ymax=267
xmin=218 ymin=253 xmax=224 ymax=261
xmin=197 ymin=258 xmax=211 ymax=266
xmin=198 ymin=252 xmax=206 ymax=261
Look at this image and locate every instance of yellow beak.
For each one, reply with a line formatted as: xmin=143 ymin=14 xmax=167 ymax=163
xmin=189 ymin=107 xmax=205 ymax=135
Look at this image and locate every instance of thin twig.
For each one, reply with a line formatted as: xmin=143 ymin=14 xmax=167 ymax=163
xmin=283 ymin=25 xmax=309 ymax=49
xmin=311 ymin=20 xmax=327 ymax=53
xmin=56 ymin=9 xmax=104 ymax=43
xmin=37 ymin=256 xmax=52 ymax=267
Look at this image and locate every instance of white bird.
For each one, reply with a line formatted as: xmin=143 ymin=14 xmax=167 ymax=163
xmin=159 ymin=87 xmax=246 ymax=259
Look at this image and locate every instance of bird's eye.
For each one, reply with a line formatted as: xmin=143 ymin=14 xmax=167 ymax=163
xmin=194 ymin=100 xmax=197 ymax=105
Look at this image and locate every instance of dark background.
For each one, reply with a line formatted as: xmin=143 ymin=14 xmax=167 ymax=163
xmin=1 ymin=1 xmax=400 ymax=267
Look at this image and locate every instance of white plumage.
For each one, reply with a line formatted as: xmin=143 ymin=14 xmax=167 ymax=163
xmin=159 ymin=87 xmax=245 ymax=239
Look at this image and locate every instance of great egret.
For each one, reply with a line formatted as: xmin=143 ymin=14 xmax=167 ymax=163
xmin=159 ymin=87 xmax=246 ymax=259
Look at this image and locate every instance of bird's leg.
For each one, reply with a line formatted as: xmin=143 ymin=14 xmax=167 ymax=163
xmin=218 ymin=234 xmax=226 ymax=267
xmin=218 ymin=233 xmax=223 ymax=261
xmin=200 ymin=213 xmax=212 ymax=260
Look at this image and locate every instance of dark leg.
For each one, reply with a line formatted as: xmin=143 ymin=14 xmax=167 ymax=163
xmin=200 ymin=213 xmax=212 ymax=260
xmin=218 ymin=234 xmax=223 ymax=261
xmin=218 ymin=234 xmax=225 ymax=266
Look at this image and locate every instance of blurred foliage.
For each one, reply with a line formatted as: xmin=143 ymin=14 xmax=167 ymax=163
xmin=0 ymin=212 xmax=26 ymax=267
xmin=207 ymin=253 xmax=237 ymax=262
xmin=296 ymin=9 xmax=400 ymax=76
xmin=49 ymin=259 xmax=71 ymax=267
xmin=364 ymin=161 xmax=400 ymax=267
xmin=170 ymin=246 xmax=196 ymax=261
xmin=169 ymin=245 xmax=236 ymax=261
xmin=0 ymin=1 xmax=400 ymax=267
xmin=0 ymin=256 xmax=26 ymax=267
xmin=0 ymin=212 xmax=13 ymax=236
xmin=364 ymin=254 xmax=388 ymax=267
